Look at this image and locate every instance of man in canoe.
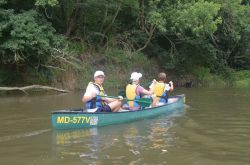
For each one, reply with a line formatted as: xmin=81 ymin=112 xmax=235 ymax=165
xmin=82 ymin=70 xmax=122 ymax=112
xmin=125 ymin=72 xmax=153 ymax=110
xmin=149 ymin=72 xmax=174 ymax=107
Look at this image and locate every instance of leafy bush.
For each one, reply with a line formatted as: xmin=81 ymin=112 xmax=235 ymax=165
xmin=192 ymin=66 xmax=210 ymax=82
xmin=0 ymin=1 xmax=64 ymax=85
xmin=105 ymin=48 xmax=131 ymax=67
xmin=233 ymin=70 xmax=250 ymax=80
xmin=0 ymin=3 xmax=63 ymax=66
xmin=233 ymin=70 xmax=250 ymax=88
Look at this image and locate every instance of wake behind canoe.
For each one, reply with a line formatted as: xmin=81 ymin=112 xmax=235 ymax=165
xmin=51 ymin=94 xmax=185 ymax=129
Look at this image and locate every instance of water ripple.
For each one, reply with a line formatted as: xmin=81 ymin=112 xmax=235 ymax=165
xmin=0 ymin=129 xmax=51 ymax=143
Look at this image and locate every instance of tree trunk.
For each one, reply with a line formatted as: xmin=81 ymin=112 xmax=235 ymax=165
xmin=136 ymin=25 xmax=156 ymax=52
xmin=101 ymin=1 xmax=122 ymax=43
xmin=0 ymin=85 xmax=70 ymax=95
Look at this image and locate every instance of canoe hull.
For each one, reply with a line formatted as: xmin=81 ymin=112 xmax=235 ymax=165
xmin=51 ymin=94 xmax=185 ymax=129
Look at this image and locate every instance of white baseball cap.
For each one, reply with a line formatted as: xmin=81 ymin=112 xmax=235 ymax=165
xmin=130 ymin=72 xmax=142 ymax=81
xmin=94 ymin=70 xmax=105 ymax=77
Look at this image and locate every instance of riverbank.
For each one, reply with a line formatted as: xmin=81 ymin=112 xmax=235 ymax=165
xmin=51 ymin=61 xmax=250 ymax=91
xmin=50 ymin=48 xmax=159 ymax=90
xmin=1 ymin=58 xmax=250 ymax=93
xmin=233 ymin=70 xmax=250 ymax=88
xmin=1 ymin=47 xmax=249 ymax=91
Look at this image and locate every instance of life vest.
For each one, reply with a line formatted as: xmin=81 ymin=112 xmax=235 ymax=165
xmin=154 ymin=82 xmax=168 ymax=103
xmin=126 ymin=84 xmax=141 ymax=107
xmin=86 ymin=82 xmax=106 ymax=109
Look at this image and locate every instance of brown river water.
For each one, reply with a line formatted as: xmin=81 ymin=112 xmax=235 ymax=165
xmin=0 ymin=88 xmax=250 ymax=165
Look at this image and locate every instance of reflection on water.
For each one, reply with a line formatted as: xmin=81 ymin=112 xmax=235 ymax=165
xmin=53 ymin=128 xmax=98 ymax=145
xmin=148 ymin=121 xmax=172 ymax=150
xmin=51 ymin=107 xmax=185 ymax=165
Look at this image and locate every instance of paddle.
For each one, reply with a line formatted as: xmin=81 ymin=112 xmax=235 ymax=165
xmin=99 ymin=95 xmax=152 ymax=107
xmin=127 ymin=97 xmax=152 ymax=107
xmin=118 ymin=90 xmax=165 ymax=99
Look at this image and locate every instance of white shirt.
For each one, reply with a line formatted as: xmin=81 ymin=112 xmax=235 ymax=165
xmin=84 ymin=83 xmax=100 ymax=97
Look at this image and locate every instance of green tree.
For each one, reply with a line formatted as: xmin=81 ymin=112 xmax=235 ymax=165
xmin=215 ymin=0 xmax=250 ymax=69
xmin=145 ymin=0 xmax=222 ymax=73
xmin=0 ymin=0 xmax=63 ymax=84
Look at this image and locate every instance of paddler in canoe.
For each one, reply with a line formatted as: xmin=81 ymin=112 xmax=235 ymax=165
xmin=82 ymin=70 xmax=123 ymax=112
xmin=124 ymin=72 xmax=154 ymax=110
xmin=149 ymin=72 xmax=174 ymax=107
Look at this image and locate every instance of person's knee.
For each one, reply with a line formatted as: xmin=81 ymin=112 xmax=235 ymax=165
xmin=114 ymin=100 xmax=122 ymax=106
xmin=117 ymin=100 xmax=122 ymax=106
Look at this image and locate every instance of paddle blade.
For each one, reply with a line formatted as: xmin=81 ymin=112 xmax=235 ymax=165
xmin=134 ymin=98 xmax=152 ymax=107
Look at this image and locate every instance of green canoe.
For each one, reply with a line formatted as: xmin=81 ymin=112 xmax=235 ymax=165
xmin=51 ymin=94 xmax=185 ymax=129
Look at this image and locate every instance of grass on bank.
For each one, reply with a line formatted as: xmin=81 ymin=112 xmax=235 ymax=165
xmin=191 ymin=67 xmax=250 ymax=88
xmin=233 ymin=70 xmax=250 ymax=88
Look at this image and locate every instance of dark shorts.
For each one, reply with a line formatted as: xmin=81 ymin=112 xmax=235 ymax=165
xmin=96 ymin=105 xmax=112 ymax=112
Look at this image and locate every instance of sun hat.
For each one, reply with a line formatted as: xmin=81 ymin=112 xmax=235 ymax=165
xmin=130 ymin=72 xmax=142 ymax=81
xmin=94 ymin=70 xmax=105 ymax=77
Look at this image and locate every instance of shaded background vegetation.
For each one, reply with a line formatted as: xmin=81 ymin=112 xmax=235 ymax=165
xmin=0 ymin=0 xmax=250 ymax=89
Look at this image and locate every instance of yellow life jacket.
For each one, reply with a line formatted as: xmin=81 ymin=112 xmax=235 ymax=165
xmin=92 ymin=82 xmax=105 ymax=97
xmin=154 ymin=82 xmax=166 ymax=97
xmin=126 ymin=84 xmax=138 ymax=107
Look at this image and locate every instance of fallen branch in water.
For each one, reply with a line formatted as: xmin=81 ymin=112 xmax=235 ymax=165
xmin=0 ymin=85 xmax=70 ymax=95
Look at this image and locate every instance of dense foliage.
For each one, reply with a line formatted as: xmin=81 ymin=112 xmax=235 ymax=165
xmin=0 ymin=0 xmax=63 ymax=84
xmin=0 ymin=0 xmax=249 ymax=86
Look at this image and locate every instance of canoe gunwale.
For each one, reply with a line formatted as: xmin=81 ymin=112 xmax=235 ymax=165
xmin=51 ymin=94 xmax=185 ymax=114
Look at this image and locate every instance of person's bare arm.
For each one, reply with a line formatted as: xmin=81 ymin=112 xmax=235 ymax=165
xmin=105 ymin=96 xmax=123 ymax=103
xmin=169 ymin=81 xmax=174 ymax=91
xmin=142 ymin=89 xmax=153 ymax=95
xmin=82 ymin=92 xmax=96 ymax=103
xmin=105 ymin=97 xmax=115 ymax=103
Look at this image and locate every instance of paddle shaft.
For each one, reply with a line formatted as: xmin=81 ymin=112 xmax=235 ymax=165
xmin=99 ymin=95 xmax=148 ymax=102
xmin=99 ymin=95 xmax=152 ymax=107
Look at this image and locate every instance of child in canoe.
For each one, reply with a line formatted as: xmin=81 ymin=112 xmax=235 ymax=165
xmin=149 ymin=72 xmax=174 ymax=107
